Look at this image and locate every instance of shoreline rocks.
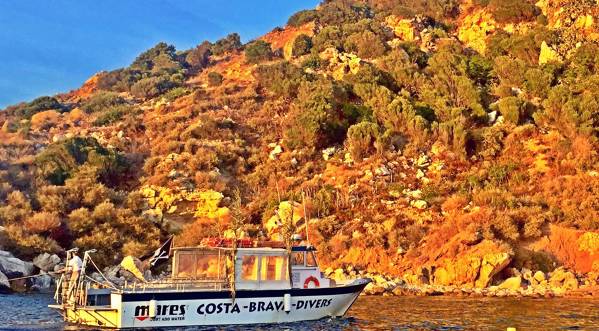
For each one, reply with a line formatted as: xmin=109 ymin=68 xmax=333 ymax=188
xmin=327 ymin=266 xmax=599 ymax=298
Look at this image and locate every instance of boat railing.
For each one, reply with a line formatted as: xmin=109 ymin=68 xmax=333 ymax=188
xmin=120 ymin=279 xmax=230 ymax=293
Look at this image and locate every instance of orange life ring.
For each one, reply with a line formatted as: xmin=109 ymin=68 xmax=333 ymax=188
xmin=303 ymin=276 xmax=320 ymax=288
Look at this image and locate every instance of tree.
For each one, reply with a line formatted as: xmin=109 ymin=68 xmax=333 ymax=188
xmin=212 ymin=33 xmax=242 ymax=55
xmin=292 ymin=34 xmax=312 ymax=57
xmin=207 ymin=72 xmax=223 ymax=87
xmin=80 ymin=92 xmax=126 ymax=114
xmin=344 ymin=30 xmax=387 ymax=59
xmin=346 ymin=122 xmax=382 ymax=160
xmin=130 ymin=76 xmax=175 ymax=99
xmin=245 ymin=40 xmax=273 ymax=64
xmin=186 ymin=41 xmax=212 ymax=70
xmin=287 ymin=9 xmax=318 ymax=27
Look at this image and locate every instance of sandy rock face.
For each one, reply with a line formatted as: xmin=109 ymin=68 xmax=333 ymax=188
xmin=475 ymin=252 xmax=512 ymax=288
xmin=457 ymin=9 xmax=496 ymax=55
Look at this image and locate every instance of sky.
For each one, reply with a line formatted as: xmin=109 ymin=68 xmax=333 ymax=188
xmin=0 ymin=0 xmax=320 ymax=108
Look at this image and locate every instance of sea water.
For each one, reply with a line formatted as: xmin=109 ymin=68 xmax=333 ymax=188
xmin=0 ymin=294 xmax=597 ymax=330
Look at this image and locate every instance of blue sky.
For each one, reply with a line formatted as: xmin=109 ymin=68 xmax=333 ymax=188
xmin=0 ymin=0 xmax=320 ymax=108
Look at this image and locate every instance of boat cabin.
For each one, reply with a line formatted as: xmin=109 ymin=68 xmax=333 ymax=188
xmin=170 ymin=245 xmax=329 ymax=290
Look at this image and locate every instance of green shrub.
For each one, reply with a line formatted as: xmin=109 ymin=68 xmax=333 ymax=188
xmin=245 ymin=40 xmax=273 ymax=64
xmin=207 ymin=72 xmax=223 ymax=87
xmin=255 ymin=61 xmax=308 ymax=98
xmin=284 ymin=79 xmax=350 ymax=149
xmin=9 ymin=96 xmax=64 ymax=119
xmin=96 ymin=68 xmax=142 ymax=92
xmin=80 ymin=92 xmax=126 ymax=114
xmin=92 ymin=105 xmax=133 ymax=126
xmin=292 ymin=34 xmax=313 ymax=57
xmin=497 ymin=96 xmax=526 ymax=125
xmin=162 ymin=87 xmax=191 ymax=102
xmin=312 ymin=26 xmax=344 ymax=53
xmin=488 ymin=0 xmax=537 ymax=24
xmin=344 ymin=30 xmax=387 ymax=59
xmin=287 ymin=9 xmax=318 ymax=27
xmin=130 ymin=76 xmax=176 ymax=99
xmin=34 ymin=137 xmax=127 ymax=185
xmin=346 ymin=122 xmax=381 ymax=160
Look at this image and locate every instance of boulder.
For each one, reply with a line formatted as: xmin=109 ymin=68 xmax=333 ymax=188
xmin=475 ymin=252 xmax=512 ymax=288
xmin=0 ymin=251 xmax=35 ymax=278
xmin=498 ymin=276 xmax=522 ymax=291
xmin=33 ymin=253 xmax=61 ymax=272
xmin=31 ymin=273 xmax=53 ymax=291
xmin=533 ymin=271 xmax=546 ymax=284
xmin=120 ymin=256 xmax=146 ymax=282
xmin=410 ymin=200 xmax=428 ymax=210
xmin=0 ymin=271 xmax=10 ymax=293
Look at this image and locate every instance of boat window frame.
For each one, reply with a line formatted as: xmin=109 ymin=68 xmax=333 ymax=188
xmin=172 ymin=248 xmax=228 ymax=281
xmin=235 ymin=249 xmax=291 ymax=288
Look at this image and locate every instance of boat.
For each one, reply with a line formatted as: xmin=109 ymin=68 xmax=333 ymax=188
xmin=49 ymin=239 xmax=370 ymax=328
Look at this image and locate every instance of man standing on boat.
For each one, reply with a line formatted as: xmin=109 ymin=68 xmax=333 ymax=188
xmin=65 ymin=251 xmax=83 ymax=304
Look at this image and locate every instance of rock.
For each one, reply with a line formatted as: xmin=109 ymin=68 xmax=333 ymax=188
xmin=410 ymin=200 xmax=427 ymax=210
xmin=375 ymin=165 xmax=391 ymax=176
xmin=475 ymin=252 xmax=512 ymax=288
xmin=31 ymin=273 xmax=53 ymax=291
xmin=416 ymin=154 xmax=430 ymax=168
xmin=549 ymin=267 xmax=577 ymax=290
xmin=343 ymin=152 xmax=354 ymax=165
xmin=533 ymin=271 xmax=546 ymax=284
xmin=364 ymin=282 xmax=386 ymax=295
xmin=120 ymin=256 xmax=145 ymax=282
xmin=498 ymin=276 xmax=522 ymax=291
xmin=487 ymin=111 xmax=498 ymax=124
xmin=0 ymin=271 xmax=10 ymax=293
xmin=322 ymin=147 xmax=336 ymax=161
xmin=0 ymin=251 xmax=35 ymax=278
xmin=33 ymin=253 xmax=61 ymax=272
xmin=457 ymin=9 xmax=496 ymax=54
xmin=539 ymin=41 xmax=562 ymax=65
xmin=269 ymin=145 xmax=283 ymax=160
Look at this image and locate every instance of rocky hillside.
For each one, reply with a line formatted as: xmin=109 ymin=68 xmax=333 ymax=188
xmin=0 ymin=0 xmax=598 ymax=292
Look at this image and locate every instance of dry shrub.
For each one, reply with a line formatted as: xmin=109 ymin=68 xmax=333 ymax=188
xmin=441 ymin=194 xmax=469 ymax=214
xmin=176 ymin=219 xmax=221 ymax=247
xmin=30 ymin=110 xmax=61 ymax=130
xmin=24 ymin=212 xmax=60 ymax=234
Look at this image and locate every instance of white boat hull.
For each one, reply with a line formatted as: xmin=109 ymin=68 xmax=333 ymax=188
xmin=59 ymin=280 xmax=369 ymax=328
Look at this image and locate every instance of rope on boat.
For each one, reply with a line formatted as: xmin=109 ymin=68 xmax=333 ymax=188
xmin=7 ymin=271 xmax=62 ymax=282
xmin=86 ymin=256 xmax=118 ymax=290
xmin=84 ymin=275 xmax=118 ymax=291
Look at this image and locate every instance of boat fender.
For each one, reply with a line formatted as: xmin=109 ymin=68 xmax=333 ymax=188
xmin=284 ymin=293 xmax=291 ymax=313
xmin=303 ymin=276 xmax=320 ymax=288
xmin=149 ymin=299 xmax=157 ymax=318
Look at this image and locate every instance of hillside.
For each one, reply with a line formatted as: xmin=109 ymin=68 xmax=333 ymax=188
xmin=0 ymin=0 xmax=597 ymax=292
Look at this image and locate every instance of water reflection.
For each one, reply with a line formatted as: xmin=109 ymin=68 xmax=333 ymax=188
xmin=0 ymin=294 xmax=597 ymax=330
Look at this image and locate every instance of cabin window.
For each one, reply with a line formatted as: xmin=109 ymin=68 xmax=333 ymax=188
xmin=241 ymin=255 xmax=259 ymax=281
xmin=260 ymin=256 xmax=289 ymax=281
xmin=291 ymin=252 xmax=305 ymax=266
xmin=306 ymin=251 xmax=317 ymax=267
xmin=174 ymin=250 xmax=226 ymax=280
xmin=196 ymin=254 xmax=225 ymax=280
xmin=176 ymin=253 xmax=195 ymax=278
